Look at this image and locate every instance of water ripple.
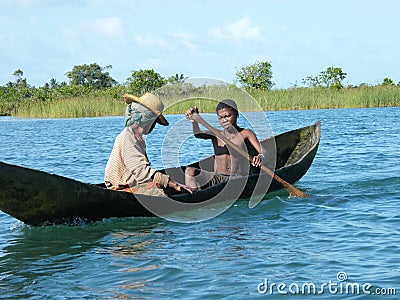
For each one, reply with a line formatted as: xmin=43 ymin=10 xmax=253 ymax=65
xmin=1 ymin=108 xmax=399 ymax=299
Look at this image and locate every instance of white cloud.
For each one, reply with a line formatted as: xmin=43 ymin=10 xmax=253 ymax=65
xmin=61 ymin=17 xmax=124 ymax=38
xmin=59 ymin=17 xmax=127 ymax=57
xmin=211 ymin=16 xmax=265 ymax=42
xmin=134 ymin=34 xmax=168 ymax=49
xmin=92 ymin=17 xmax=125 ymax=39
xmin=168 ymin=32 xmax=196 ymax=51
xmin=4 ymin=0 xmax=46 ymax=9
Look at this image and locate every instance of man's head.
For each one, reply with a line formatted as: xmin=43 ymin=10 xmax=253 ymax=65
xmin=123 ymin=93 xmax=169 ymax=133
xmin=124 ymin=93 xmax=169 ymax=127
xmin=216 ymin=99 xmax=238 ymax=118
xmin=216 ymin=99 xmax=239 ymax=129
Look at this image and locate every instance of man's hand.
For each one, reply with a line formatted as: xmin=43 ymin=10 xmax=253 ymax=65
xmin=252 ymin=154 xmax=264 ymax=168
xmin=185 ymin=106 xmax=199 ymax=122
xmin=168 ymin=179 xmax=195 ymax=194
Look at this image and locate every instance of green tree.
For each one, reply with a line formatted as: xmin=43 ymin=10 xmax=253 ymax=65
xmin=49 ymin=78 xmax=60 ymax=89
xmin=320 ymin=67 xmax=347 ymax=89
xmin=12 ymin=69 xmax=28 ymax=88
xmin=302 ymin=75 xmax=321 ymax=88
xmin=303 ymin=66 xmax=347 ymax=89
xmin=167 ymin=73 xmax=187 ymax=84
xmin=235 ymin=61 xmax=274 ymax=90
xmin=65 ymin=63 xmax=117 ymax=89
xmin=382 ymin=77 xmax=395 ymax=86
xmin=127 ymin=69 xmax=166 ymax=95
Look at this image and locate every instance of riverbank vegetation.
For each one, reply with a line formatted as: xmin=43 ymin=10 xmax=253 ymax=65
xmin=1 ymin=62 xmax=399 ymax=118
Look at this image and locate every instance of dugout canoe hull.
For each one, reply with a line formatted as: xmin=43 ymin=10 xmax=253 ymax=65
xmin=0 ymin=121 xmax=320 ymax=226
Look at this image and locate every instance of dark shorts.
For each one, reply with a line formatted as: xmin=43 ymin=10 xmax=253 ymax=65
xmin=195 ymin=169 xmax=241 ymax=189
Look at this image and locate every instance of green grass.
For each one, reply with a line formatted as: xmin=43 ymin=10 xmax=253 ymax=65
xmin=10 ymin=85 xmax=400 ymax=118
xmin=14 ymin=95 xmax=125 ymax=118
xmin=251 ymin=85 xmax=400 ymax=110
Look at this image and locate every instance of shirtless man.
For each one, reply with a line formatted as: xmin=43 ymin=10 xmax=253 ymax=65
xmin=184 ymin=99 xmax=267 ymax=190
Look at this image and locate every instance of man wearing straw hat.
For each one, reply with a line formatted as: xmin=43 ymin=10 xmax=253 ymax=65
xmin=104 ymin=92 xmax=192 ymax=195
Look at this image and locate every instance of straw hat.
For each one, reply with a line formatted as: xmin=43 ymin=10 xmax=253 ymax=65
xmin=123 ymin=93 xmax=169 ymax=126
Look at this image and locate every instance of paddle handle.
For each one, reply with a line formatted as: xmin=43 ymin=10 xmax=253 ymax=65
xmin=190 ymin=113 xmax=308 ymax=198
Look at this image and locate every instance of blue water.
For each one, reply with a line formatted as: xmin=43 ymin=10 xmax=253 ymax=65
xmin=0 ymin=107 xmax=399 ymax=299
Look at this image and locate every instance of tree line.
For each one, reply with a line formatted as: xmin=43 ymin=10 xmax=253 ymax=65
xmin=1 ymin=61 xmax=398 ymax=116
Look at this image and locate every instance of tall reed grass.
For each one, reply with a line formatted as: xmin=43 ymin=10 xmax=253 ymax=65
xmin=160 ymin=83 xmax=262 ymax=114
xmin=12 ymin=85 xmax=400 ymax=118
xmin=251 ymin=85 xmax=400 ymax=110
xmin=14 ymin=95 xmax=126 ymax=118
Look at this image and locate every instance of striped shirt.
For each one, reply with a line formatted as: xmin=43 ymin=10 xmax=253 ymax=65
xmin=104 ymin=127 xmax=168 ymax=190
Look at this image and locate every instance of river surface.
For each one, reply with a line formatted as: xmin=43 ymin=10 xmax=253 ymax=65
xmin=0 ymin=107 xmax=399 ymax=299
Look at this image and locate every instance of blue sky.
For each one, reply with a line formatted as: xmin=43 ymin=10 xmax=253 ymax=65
xmin=1 ymin=0 xmax=399 ymax=88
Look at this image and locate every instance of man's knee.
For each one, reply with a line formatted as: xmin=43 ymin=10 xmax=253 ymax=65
xmin=185 ymin=167 xmax=196 ymax=177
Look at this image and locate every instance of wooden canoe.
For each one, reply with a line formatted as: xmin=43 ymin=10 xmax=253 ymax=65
xmin=0 ymin=121 xmax=320 ymax=226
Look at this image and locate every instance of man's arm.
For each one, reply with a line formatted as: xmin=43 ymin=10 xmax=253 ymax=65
xmin=243 ymin=129 xmax=267 ymax=167
xmin=186 ymin=107 xmax=213 ymax=139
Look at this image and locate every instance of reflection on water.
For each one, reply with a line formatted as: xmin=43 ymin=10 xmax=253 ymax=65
xmin=0 ymin=108 xmax=399 ymax=299
xmin=107 ymin=229 xmax=158 ymax=258
xmin=0 ymin=217 xmax=164 ymax=297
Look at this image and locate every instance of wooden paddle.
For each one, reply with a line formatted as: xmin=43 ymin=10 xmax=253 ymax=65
xmin=189 ymin=113 xmax=309 ymax=198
